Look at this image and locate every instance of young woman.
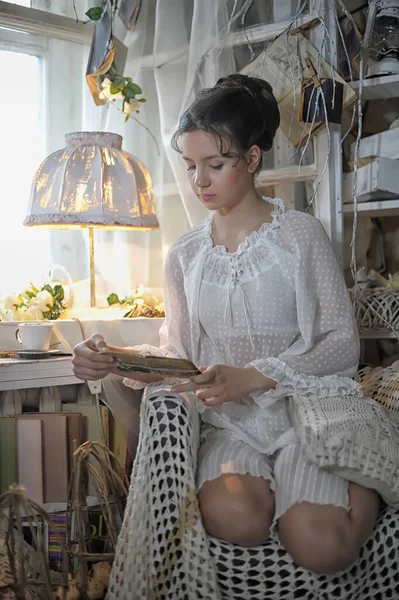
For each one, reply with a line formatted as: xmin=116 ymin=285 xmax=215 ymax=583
xmin=72 ymin=74 xmax=380 ymax=581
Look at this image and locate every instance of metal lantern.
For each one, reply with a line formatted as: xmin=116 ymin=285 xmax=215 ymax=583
xmin=365 ymin=0 xmax=399 ymax=77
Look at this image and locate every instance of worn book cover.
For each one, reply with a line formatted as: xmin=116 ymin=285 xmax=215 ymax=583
xmin=103 ymin=345 xmax=200 ymax=377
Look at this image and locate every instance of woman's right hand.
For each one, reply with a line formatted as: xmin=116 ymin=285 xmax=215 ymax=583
xmin=72 ymin=334 xmax=164 ymax=384
xmin=72 ymin=334 xmax=115 ymax=381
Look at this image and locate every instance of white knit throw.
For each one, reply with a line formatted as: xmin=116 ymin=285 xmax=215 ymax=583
xmin=107 ymin=385 xmax=399 ymax=600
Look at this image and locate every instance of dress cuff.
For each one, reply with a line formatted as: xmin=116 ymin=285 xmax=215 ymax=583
xmin=246 ymin=357 xmax=362 ymax=408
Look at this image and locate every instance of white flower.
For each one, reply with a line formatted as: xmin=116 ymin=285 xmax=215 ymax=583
xmin=13 ymin=306 xmax=28 ymax=321
xmin=3 ymin=294 xmax=20 ymax=310
xmin=0 ymin=307 xmax=13 ymax=321
xmin=123 ymin=99 xmax=141 ymax=115
xmin=141 ymin=291 xmax=158 ymax=308
xmin=20 ymin=285 xmax=36 ymax=301
xmin=99 ymin=79 xmax=124 ymax=102
xmin=31 ymin=289 xmax=53 ymax=312
xmin=25 ymin=305 xmax=44 ymax=320
xmin=101 ymin=77 xmax=112 ymax=89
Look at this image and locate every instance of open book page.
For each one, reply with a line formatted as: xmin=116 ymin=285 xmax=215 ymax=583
xmin=241 ymin=32 xmax=357 ymax=147
xmin=102 ymin=345 xmax=200 ymax=377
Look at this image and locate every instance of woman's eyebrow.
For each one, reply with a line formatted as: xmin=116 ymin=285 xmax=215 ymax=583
xmin=182 ymin=154 xmax=222 ymax=161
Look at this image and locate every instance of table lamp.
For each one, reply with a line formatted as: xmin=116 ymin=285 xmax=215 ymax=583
xmin=24 ymin=131 xmax=159 ymax=306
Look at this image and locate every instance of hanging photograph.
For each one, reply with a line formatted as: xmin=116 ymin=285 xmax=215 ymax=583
xmin=119 ymin=0 xmax=142 ymax=31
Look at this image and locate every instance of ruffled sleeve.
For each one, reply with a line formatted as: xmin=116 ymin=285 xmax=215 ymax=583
xmin=246 ymin=211 xmax=361 ymax=407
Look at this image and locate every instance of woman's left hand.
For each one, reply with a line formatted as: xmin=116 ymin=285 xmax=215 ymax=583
xmin=171 ymin=364 xmax=276 ymax=406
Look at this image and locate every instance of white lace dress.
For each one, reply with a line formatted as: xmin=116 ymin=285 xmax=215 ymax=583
xmin=127 ymin=197 xmax=360 ymax=455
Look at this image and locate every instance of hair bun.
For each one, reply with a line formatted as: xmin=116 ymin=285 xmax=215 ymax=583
xmin=216 ymin=73 xmax=274 ymax=99
xmin=215 ymin=74 xmax=280 ymax=152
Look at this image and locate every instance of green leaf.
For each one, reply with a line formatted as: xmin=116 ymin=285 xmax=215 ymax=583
xmin=30 ymin=283 xmax=39 ymax=293
xmin=125 ymin=114 xmax=130 ymax=123
xmin=124 ymin=82 xmax=142 ymax=96
xmin=85 ymin=7 xmax=104 ymax=20
xmin=138 ymin=97 xmax=147 ymax=103
xmin=107 ymin=293 xmax=120 ymax=306
xmin=43 ymin=284 xmax=53 ymax=295
xmin=26 ymin=291 xmax=35 ymax=299
xmin=53 ymin=285 xmax=64 ymax=301
xmin=110 ymin=77 xmax=125 ymax=94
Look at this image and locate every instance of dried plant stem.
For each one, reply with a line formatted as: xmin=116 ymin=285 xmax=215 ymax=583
xmin=67 ymin=440 xmax=128 ymax=592
xmin=0 ymin=484 xmax=69 ymax=599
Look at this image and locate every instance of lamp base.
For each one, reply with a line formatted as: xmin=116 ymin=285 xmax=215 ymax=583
xmin=89 ymin=227 xmax=96 ymax=307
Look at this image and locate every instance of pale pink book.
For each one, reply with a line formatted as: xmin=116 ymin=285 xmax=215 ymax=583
xmin=17 ymin=419 xmax=44 ymax=504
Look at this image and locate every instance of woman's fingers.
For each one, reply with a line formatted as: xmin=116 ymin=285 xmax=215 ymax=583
xmin=87 ymin=334 xmax=107 ymax=352
xmin=190 ymin=365 xmax=220 ymax=384
xmin=171 ymin=381 xmax=198 ymax=393
xmin=195 ymin=385 xmax=223 ymax=402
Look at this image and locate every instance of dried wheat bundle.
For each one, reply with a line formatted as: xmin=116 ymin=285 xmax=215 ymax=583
xmin=66 ymin=441 xmax=128 ymax=594
xmin=0 ymin=484 xmax=68 ymax=600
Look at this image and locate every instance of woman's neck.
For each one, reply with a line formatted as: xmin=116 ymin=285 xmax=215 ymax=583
xmin=211 ymin=191 xmax=275 ymax=253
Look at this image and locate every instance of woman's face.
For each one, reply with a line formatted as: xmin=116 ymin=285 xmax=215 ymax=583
xmin=180 ymin=130 xmax=258 ymax=212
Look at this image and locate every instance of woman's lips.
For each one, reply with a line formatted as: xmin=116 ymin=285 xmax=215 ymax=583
xmin=200 ymin=194 xmax=215 ymax=201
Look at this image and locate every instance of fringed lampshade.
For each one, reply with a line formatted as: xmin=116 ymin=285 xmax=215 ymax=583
xmin=24 ymin=131 xmax=159 ymax=306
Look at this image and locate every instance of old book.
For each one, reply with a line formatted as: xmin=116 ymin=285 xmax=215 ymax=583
xmin=0 ymin=417 xmax=17 ymax=494
xmin=103 ymin=345 xmax=199 ymax=377
xmin=18 ymin=414 xmax=68 ymax=503
xmin=16 ymin=419 xmax=43 ymax=504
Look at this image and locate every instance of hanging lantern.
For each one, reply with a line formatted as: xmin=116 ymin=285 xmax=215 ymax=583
xmin=365 ymin=0 xmax=399 ymax=77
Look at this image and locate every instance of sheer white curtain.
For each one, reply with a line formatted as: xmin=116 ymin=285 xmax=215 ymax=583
xmin=1 ymin=0 xmax=304 ymax=300
xmin=92 ymin=0 xmax=297 ymax=295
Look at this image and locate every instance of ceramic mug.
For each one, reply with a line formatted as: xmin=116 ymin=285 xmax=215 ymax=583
xmin=15 ymin=322 xmax=54 ymax=351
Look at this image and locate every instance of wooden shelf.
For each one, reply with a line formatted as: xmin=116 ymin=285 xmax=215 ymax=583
xmin=359 ymin=328 xmax=399 ymax=340
xmin=350 ymin=73 xmax=399 ymax=101
xmin=343 ymin=199 xmax=399 ymax=218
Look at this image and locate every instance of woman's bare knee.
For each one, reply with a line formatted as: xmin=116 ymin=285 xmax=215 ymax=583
xmin=199 ymin=473 xmax=275 ymax=547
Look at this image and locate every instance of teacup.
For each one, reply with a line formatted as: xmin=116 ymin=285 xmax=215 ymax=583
xmin=15 ymin=322 xmax=54 ymax=351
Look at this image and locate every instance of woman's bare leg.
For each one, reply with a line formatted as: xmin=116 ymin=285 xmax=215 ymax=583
xmin=278 ymin=483 xmax=380 ymax=574
xmin=199 ymin=474 xmax=275 ymax=546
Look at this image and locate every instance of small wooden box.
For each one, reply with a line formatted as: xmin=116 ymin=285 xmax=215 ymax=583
xmin=343 ymin=158 xmax=399 ymax=203
xmin=350 ymin=128 xmax=399 ymax=162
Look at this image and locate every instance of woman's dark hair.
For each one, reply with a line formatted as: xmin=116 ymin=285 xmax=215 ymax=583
xmin=171 ymin=73 xmax=280 ymax=173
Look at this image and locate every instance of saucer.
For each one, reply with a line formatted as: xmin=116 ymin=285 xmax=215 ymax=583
xmin=15 ymin=349 xmax=72 ymax=360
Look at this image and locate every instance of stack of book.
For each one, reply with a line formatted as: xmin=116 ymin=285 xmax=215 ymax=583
xmin=0 ymin=402 xmax=127 ymax=504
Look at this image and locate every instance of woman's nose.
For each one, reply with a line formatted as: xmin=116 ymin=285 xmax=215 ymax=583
xmin=195 ymin=170 xmax=210 ymax=188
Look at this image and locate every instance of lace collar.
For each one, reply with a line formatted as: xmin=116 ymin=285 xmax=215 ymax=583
xmin=203 ymin=196 xmax=286 ymax=256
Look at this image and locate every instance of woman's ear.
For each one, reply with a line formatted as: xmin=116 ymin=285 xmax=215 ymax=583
xmin=246 ymin=145 xmax=262 ymax=174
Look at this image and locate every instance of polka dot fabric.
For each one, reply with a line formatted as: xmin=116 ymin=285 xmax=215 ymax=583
xmin=126 ymin=198 xmax=361 ymax=455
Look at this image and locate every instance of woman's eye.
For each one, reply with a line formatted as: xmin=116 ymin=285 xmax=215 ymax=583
xmin=186 ymin=165 xmax=196 ymax=172
xmin=210 ymin=164 xmax=223 ymax=170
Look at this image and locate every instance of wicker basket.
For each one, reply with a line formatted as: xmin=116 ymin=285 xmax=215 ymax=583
xmin=351 ymin=287 xmax=399 ymax=332
xmin=355 ymin=360 xmax=399 ymax=413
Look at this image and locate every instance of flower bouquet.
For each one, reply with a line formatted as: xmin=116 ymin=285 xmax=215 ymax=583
xmin=0 ymin=283 xmax=66 ymax=322
xmin=107 ymin=285 xmax=165 ymax=318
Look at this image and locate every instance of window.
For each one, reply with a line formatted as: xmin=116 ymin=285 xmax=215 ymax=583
xmin=0 ymin=49 xmax=50 ymax=297
xmin=0 ymin=2 xmax=88 ymax=296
